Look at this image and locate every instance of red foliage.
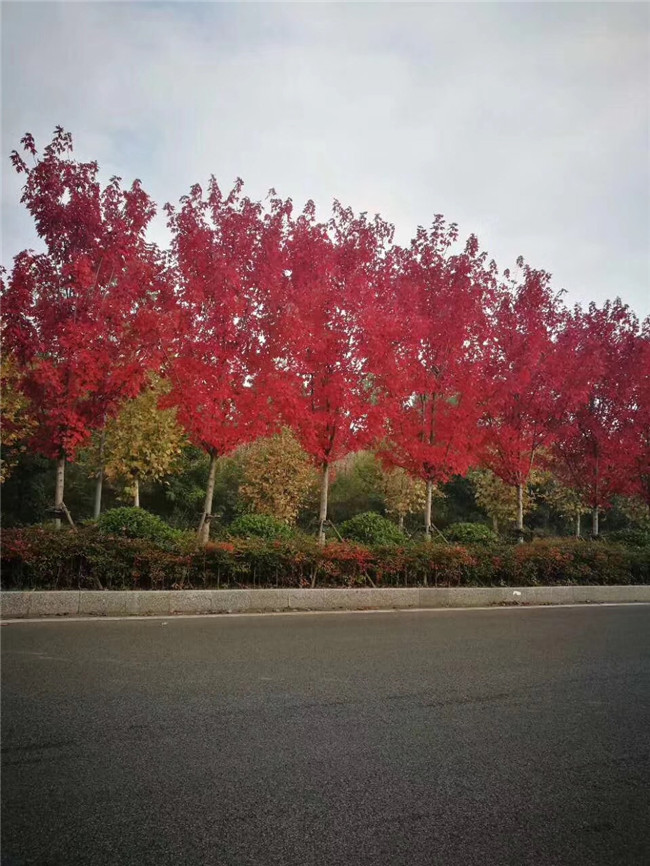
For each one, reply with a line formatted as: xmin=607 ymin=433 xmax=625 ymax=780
xmin=479 ymin=260 xmax=572 ymax=488
xmin=376 ymin=217 xmax=497 ymax=484
xmin=162 ymin=178 xmax=291 ymax=456
xmin=2 ymin=128 xmax=167 ymax=459
xmin=3 ymin=126 xmax=647 ymax=541
xmin=267 ymin=200 xmax=394 ymax=466
xmin=550 ymin=300 xmax=643 ymax=509
xmin=627 ymin=321 xmax=650 ymax=505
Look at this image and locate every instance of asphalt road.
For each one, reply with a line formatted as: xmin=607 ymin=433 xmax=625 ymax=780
xmin=2 ymin=606 xmax=650 ymax=866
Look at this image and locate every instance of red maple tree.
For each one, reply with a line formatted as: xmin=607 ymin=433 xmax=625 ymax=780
xmin=1 ymin=129 xmax=166 ymax=525
xmin=627 ymin=320 xmax=650 ymax=507
xmin=479 ymin=259 xmax=572 ymax=538
xmin=550 ymin=300 xmax=642 ymax=535
xmin=376 ymin=217 xmax=497 ymax=539
xmin=163 ymin=178 xmax=291 ymax=541
xmin=267 ymin=200 xmax=394 ymax=542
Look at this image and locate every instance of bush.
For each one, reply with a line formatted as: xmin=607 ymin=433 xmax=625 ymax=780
xmin=445 ymin=522 xmax=498 ymax=545
xmin=2 ymin=530 xmax=648 ymax=592
xmin=228 ymin=513 xmax=293 ymax=541
xmin=97 ymin=507 xmax=180 ymax=546
xmin=0 ymin=526 xmax=191 ymax=590
xmin=606 ymin=528 xmax=650 ymax=548
xmin=339 ymin=512 xmax=405 ymax=545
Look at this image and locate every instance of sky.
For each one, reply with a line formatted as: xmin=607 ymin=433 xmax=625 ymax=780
xmin=2 ymin=1 xmax=649 ymax=318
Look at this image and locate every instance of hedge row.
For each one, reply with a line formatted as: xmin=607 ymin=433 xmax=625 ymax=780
xmin=1 ymin=527 xmax=649 ymax=590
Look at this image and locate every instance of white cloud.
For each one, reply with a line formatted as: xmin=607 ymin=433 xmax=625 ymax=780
xmin=2 ymin=1 xmax=648 ymax=316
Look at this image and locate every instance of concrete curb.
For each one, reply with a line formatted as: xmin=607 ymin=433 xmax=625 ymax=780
xmin=1 ymin=585 xmax=649 ymax=619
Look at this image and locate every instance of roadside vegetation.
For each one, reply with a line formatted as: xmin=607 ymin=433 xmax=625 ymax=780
xmin=2 ymin=503 xmax=648 ymax=591
xmin=2 ymin=130 xmax=648 ymax=592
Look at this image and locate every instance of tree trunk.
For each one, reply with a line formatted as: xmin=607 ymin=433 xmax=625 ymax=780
xmin=591 ymin=506 xmax=599 ymax=539
xmin=318 ymin=462 xmax=330 ymax=545
xmin=575 ymin=511 xmax=581 ymax=539
xmin=93 ymin=469 xmax=104 ymax=519
xmin=198 ymin=451 xmax=218 ymax=545
xmin=54 ymin=456 xmax=65 ymax=530
xmin=133 ymin=476 xmax=140 ymax=508
xmin=398 ymin=514 xmax=404 ymax=532
xmin=424 ymin=480 xmax=433 ymax=543
xmin=93 ymin=423 xmax=107 ymax=520
xmin=516 ymin=483 xmax=524 ymax=543
xmin=492 ymin=515 xmax=499 ymax=534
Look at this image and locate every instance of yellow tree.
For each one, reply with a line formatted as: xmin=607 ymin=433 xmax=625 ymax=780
xmin=611 ymin=495 xmax=650 ymax=530
xmin=102 ymin=377 xmax=186 ymax=508
xmin=239 ymin=428 xmax=317 ymax=524
xmin=382 ymin=466 xmax=430 ymax=531
xmin=469 ymin=468 xmax=535 ymax=534
xmin=0 ymin=354 xmax=35 ymax=484
xmin=540 ymin=477 xmax=590 ymax=538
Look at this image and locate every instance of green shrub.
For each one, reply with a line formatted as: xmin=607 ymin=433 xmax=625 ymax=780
xmin=501 ymin=527 xmax=534 ymax=544
xmin=445 ymin=522 xmax=498 ymax=545
xmin=97 ymin=507 xmax=180 ymax=545
xmin=606 ymin=528 xmax=650 ymax=548
xmin=0 ymin=526 xmax=191 ymax=590
xmin=2 ymin=530 xmax=648 ymax=591
xmin=339 ymin=512 xmax=405 ymax=545
xmin=228 ymin=513 xmax=293 ymax=541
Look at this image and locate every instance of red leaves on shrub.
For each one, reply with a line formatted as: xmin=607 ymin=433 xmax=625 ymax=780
xmin=1 ymin=529 xmax=648 ymax=591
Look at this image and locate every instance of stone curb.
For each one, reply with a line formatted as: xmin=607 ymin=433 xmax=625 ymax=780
xmin=1 ymin=585 xmax=649 ymax=619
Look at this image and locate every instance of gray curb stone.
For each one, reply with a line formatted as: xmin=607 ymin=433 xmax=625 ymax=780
xmin=1 ymin=585 xmax=649 ymax=619
xmin=78 ymin=591 xmax=129 ymax=617
xmin=28 ymin=591 xmax=80 ymax=617
xmin=169 ymin=590 xmax=217 ymax=615
xmin=126 ymin=591 xmax=174 ymax=616
xmin=0 ymin=592 xmax=31 ymax=619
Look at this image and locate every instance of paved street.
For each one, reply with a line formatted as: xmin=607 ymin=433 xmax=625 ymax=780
xmin=2 ymin=606 xmax=650 ymax=865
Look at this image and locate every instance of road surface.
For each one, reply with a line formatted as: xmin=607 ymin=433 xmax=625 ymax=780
xmin=2 ymin=606 xmax=650 ymax=865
